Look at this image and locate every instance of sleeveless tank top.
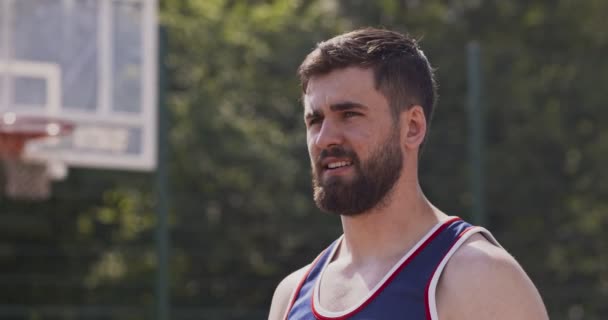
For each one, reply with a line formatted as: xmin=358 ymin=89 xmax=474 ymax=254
xmin=284 ymin=217 xmax=499 ymax=320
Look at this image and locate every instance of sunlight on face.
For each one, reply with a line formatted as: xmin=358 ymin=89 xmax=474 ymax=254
xmin=304 ymin=67 xmax=403 ymax=216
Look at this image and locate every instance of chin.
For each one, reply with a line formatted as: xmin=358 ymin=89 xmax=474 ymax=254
xmin=321 ymin=175 xmax=354 ymax=186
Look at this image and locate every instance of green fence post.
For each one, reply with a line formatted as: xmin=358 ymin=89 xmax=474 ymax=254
xmin=155 ymin=25 xmax=170 ymax=320
xmin=467 ymin=41 xmax=485 ymax=226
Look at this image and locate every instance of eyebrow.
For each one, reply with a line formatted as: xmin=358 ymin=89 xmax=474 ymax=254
xmin=304 ymin=101 xmax=368 ymax=119
xmin=329 ymin=101 xmax=368 ymax=112
xmin=304 ymin=109 xmax=321 ymax=121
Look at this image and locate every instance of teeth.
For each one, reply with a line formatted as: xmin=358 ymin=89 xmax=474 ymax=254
xmin=327 ymin=161 xmax=351 ymax=169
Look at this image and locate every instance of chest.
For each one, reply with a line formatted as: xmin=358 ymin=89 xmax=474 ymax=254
xmin=318 ymin=263 xmax=392 ymax=312
xmin=286 ymin=219 xmax=476 ymax=320
xmin=313 ymin=262 xmax=431 ymax=319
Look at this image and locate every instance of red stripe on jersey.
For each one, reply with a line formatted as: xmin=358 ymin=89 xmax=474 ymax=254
xmin=283 ymin=249 xmax=328 ymax=320
xmin=312 ymin=217 xmax=462 ymax=320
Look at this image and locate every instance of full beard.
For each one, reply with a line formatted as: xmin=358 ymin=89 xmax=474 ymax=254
xmin=311 ymin=130 xmax=403 ymax=216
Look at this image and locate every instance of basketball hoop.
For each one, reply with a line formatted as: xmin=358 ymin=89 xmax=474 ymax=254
xmin=0 ymin=112 xmax=74 ymax=200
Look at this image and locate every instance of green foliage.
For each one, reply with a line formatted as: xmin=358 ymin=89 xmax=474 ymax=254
xmin=160 ymin=0 xmax=346 ymax=310
xmin=2 ymin=0 xmax=608 ymax=319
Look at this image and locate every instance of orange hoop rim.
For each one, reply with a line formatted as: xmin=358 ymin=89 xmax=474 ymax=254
xmin=1 ymin=113 xmax=75 ymax=136
xmin=0 ymin=113 xmax=75 ymax=158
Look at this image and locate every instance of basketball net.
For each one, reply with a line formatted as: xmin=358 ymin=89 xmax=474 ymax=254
xmin=0 ymin=114 xmax=73 ymax=200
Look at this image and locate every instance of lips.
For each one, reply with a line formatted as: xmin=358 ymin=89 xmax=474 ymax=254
xmin=317 ymin=157 xmax=354 ymax=176
xmin=326 ymin=160 xmax=352 ymax=169
xmin=316 ymin=147 xmax=357 ymax=173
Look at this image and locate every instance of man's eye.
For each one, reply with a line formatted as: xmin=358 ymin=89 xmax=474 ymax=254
xmin=344 ymin=111 xmax=359 ymax=118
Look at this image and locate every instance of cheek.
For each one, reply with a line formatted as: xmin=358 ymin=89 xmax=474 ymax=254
xmin=343 ymin=118 xmax=375 ymax=136
xmin=306 ymin=137 xmax=317 ymax=159
xmin=343 ymin=126 xmax=374 ymax=149
xmin=350 ymin=126 xmax=392 ymax=159
xmin=306 ymin=133 xmax=314 ymax=150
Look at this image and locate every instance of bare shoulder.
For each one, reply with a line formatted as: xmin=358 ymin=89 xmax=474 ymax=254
xmin=268 ymin=265 xmax=310 ymax=320
xmin=436 ymin=233 xmax=548 ymax=320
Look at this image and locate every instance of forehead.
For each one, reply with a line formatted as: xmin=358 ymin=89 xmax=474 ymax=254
xmin=304 ymin=67 xmax=388 ymax=112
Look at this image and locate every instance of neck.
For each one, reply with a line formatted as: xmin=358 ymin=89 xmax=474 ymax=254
xmin=337 ymin=176 xmax=448 ymax=266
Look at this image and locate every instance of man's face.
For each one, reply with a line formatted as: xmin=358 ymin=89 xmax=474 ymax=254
xmin=304 ymin=67 xmax=403 ymax=216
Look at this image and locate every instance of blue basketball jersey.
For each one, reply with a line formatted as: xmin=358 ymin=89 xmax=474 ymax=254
xmin=284 ymin=217 xmax=498 ymax=320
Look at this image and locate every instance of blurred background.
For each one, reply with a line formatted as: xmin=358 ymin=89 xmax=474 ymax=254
xmin=1 ymin=0 xmax=607 ymax=319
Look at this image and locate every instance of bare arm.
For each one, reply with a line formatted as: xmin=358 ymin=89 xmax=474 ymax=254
xmin=437 ymin=234 xmax=548 ymax=320
xmin=268 ymin=265 xmax=310 ymax=320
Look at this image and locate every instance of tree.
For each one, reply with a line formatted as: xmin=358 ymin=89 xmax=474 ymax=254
xmin=2 ymin=1 xmax=607 ymax=319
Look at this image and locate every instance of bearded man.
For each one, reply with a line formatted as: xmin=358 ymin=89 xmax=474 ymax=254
xmin=269 ymin=28 xmax=548 ymax=320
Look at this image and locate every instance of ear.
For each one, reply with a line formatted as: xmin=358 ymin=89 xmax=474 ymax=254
xmin=400 ymin=105 xmax=427 ymax=150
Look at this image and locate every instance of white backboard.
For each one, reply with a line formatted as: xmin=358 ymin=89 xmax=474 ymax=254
xmin=0 ymin=0 xmax=157 ymax=171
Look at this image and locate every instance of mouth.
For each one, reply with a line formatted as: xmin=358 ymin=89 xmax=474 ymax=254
xmin=325 ymin=160 xmax=353 ymax=170
xmin=318 ymin=158 xmax=354 ymax=178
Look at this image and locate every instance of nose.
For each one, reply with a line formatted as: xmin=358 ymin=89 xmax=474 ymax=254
xmin=312 ymin=119 xmax=343 ymax=149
